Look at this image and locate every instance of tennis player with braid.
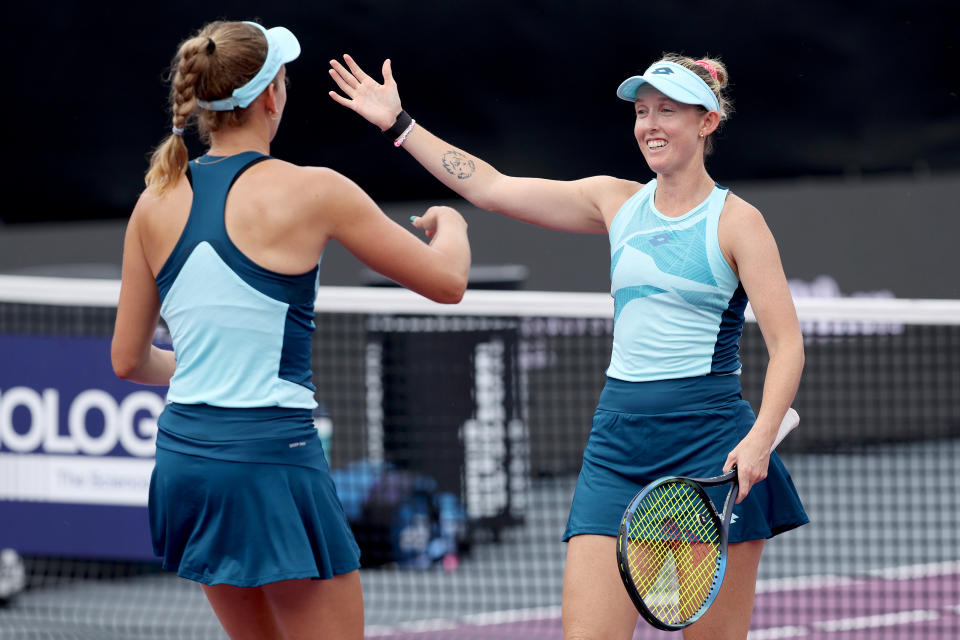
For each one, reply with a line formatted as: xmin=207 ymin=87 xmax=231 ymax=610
xmin=329 ymin=54 xmax=808 ymax=639
xmin=111 ymin=21 xmax=469 ymax=640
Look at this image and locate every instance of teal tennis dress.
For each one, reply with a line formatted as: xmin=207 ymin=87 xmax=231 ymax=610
xmin=148 ymin=152 xmax=360 ymax=586
xmin=563 ymin=180 xmax=808 ymax=542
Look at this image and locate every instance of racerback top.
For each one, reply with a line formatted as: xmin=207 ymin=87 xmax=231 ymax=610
xmin=606 ymin=179 xmax=747 ymax=381
xmin=155 ymin=152 xmax=319 ymax=409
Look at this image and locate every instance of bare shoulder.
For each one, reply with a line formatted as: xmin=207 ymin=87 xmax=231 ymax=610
xmin=581 ymin=175 xmax=643 ymax=201
xmin=131 ymin=182 xmax=167 ymax=220
xmin=264 ymin=163 xmax=381 ymax=231
xmin=579 ymin=175 xmax=644 ymax=226
xmin=720 ymin=192 xmax=772 ymax=240
xmin=248 ymin=158 xmax=328 ymax=185
xmin=237 ymin=161 xmax=363 ymax=220
xmin=133 ymin=175 xmax=191 ymax=226
xmin=722 ymin=192 xmax=765 ymax=224
xmin=718 ymin=192 xmax=783 ymax=276
xmin=264 ymin=161 xmax=358 ymax=198
xmin=127 ymin=176 xmax=194 ymax=273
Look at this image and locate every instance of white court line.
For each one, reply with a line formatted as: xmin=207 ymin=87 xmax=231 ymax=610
xmin=814 ymin=609 xmax=940 ymax=632
xmin=366 ymin=619 xmax=461 ymax=636
xmin=868 ymin=560 xmax=960 ymax=580
xmin=756 ymin=575 xmax=860 ymax=593
xmin=363 ymin=569 xmax=955 ymax=637
xmin=365 ymin=606 xmax=562 ymax=636
xmin=747 ymin=626 xmax=809 ymax=639
xmin=461 ymin=605 xmax=561 ymax=625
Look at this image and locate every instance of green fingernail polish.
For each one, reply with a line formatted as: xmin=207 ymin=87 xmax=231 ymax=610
xmin=409 ymin=216 xmax=417 ymax=222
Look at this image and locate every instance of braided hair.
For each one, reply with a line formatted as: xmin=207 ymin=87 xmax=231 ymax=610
xmin=145 ymin=21 xmax=271 ymax=194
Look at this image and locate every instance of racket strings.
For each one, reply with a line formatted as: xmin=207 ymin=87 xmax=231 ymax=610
xmin=624 ymin=481 xmax=721 ymax=624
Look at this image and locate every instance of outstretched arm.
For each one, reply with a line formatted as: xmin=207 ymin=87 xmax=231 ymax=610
xmin=329 ymin=55 xmax=619 ymax=234
xmin=304 ymin=167 xmax=470 ymax=303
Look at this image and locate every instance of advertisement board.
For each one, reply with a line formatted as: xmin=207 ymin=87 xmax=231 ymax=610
xmin=0 ymin=335 xmax=165 ymax=560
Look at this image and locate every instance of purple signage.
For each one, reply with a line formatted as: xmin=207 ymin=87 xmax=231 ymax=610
xmin=0 ymin=334 xmax=166 ymax=560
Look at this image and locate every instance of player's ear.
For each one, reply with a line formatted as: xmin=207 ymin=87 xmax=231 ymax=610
xmin=263 ymin=82 xmax=280 ymax=116
xmin=700 ymin=110 xmax=720 ymax=137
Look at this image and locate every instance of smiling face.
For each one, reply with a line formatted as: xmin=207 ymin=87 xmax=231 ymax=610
xmin=633 ymin=84 xmax=713 ymax=176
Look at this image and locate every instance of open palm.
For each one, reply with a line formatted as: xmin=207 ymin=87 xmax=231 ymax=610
xmin=328 ymin=54 xmax=404 ymax=131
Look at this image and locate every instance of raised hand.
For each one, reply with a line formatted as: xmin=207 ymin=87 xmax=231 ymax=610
xmin=328 ymin=55 xmax=404 ymax=131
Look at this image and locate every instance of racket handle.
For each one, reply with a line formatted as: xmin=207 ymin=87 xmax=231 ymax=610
xmin=770 ymin=408 xmax=800 ymax=452
xmin=692 ymin=408 xmax=800 ymax=485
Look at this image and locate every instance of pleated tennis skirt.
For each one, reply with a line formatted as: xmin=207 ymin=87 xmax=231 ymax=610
xmin=148 ymin=404 xmax=361 ymax=587
xmin=563 ymin=376 xmax=809 ymax=543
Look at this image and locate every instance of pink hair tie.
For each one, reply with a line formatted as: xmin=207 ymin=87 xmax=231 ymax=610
xmin=694 ymin=60 xmax=718 ymax=81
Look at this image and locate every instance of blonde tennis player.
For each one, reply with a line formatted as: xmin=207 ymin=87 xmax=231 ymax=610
xmin=329 ymin=53 xmax=807 ymax=640
xmin=112 ymin=21 xmax=469 ymax=640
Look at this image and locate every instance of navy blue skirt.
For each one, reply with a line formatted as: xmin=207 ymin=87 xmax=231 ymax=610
xmin=149 ymin=404 xmax=361 ymax=587
xmin=563 ymin=376 xmax=809 ymax=543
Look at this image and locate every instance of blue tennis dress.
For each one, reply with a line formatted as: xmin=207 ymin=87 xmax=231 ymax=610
xmin=148 ymin=152 xmax=360 ymax=586
xmin=563 ymin=180 xmax=809 ymax=542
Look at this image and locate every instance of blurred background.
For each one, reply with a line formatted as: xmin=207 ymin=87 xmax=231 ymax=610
xmin=1 ymin=2 xmax=959 ymax=639
xmin=1 ymin=0 xmax=958 ymax=296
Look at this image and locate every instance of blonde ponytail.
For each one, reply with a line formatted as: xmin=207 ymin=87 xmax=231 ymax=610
xmin=145 ymin=22 xmax=268 ymax=195
xmin=145 ymin=35 xmax=212 ymax=194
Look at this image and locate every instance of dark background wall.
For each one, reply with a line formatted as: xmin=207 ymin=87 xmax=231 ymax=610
xmin=2 ymin=1 xmax=958 ymax=297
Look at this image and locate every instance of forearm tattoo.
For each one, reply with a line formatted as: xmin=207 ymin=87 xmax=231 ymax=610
xmin=441 ymin=151 xmax=476 ymax=180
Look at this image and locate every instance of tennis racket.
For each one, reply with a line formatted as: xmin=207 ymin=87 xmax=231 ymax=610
xmin=616 ymin=408 xmax=800 ymax=631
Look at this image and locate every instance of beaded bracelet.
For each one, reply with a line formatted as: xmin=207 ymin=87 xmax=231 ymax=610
xmin=393 ymin=119 xmax=416 ymax=147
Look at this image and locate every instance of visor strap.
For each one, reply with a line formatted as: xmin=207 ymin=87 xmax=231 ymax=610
xmin=196 ymin=22 xmax=272 ymax=111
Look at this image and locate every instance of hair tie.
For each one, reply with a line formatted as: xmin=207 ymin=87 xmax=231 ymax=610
xmin=694 ymin=60 xmax=719 ymax=81
xmin=206 ymin=37 xmax=216 ymax=55
xmin=171 ymin=125 xmax=185 ymax=136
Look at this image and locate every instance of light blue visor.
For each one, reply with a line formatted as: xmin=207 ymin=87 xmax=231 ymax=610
xmin=616 ymin=61 xmax=719 ymax=113
xmin=196 ymin=22 xmax=300 ymax=111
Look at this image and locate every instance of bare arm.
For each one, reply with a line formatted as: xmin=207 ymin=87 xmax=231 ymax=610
xmin=328 ymin=55 xmax=620 ymax=234
xmin=720 ymin=198 xmax=804 ymax=501
xmin=111 ymin=200 xmax=177 ymax=385
xmin=308 ymin=167 xmax=470 ymax=303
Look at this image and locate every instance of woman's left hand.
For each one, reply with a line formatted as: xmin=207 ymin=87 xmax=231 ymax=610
xmin=723 ymin=429 xmax=773 ymax=503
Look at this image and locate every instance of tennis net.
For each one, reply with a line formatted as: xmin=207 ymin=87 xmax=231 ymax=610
xmin=0 ymin=274 xmax=958 ymax=639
